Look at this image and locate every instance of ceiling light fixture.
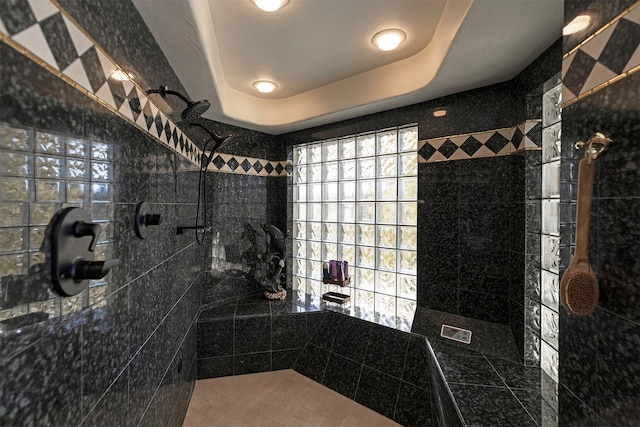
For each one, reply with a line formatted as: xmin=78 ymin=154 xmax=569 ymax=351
xmin=372 ymin=29 xmax=406 ymax=51
xmin=253 ymin=80 xmax=278 ymax=93
xmin=563 ymin=15 xmax=591 ymax=35
xmin=433 ymin=109 xmax=447 ymax=117
xmin=252 ymin=0 xmax=289 ymax=12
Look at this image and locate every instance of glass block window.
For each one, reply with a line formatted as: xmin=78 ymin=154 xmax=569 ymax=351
xmin=540 ymin=83 xmax=561 ymax=382
xmin=292 ymin=125 xmax=418 ymax=320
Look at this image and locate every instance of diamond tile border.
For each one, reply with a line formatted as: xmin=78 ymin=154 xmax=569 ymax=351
xmin=0 ymin=0 xmax=287 ymax=177
xmin=417 ymin=121 xmax=541 ymax=163
xmin=562 ymin=2 xmax=640 ymax=107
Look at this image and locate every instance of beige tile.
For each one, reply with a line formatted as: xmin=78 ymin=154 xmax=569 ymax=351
xmin=182 ymin=370 xmax=401 ymax=427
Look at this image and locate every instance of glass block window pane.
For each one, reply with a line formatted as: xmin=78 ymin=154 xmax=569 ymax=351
xmin=323 ymin=182 xmax=337 ymax=201
xmin=292 ymin=125 xmax=418 ymax=320
xmin=377 ymin=202 xmax=397 ymax=224
xmin=356 ymin=202 xmax=375 ymax=223
xmin=398 ymin=274 xmax=417 ymax=299
xmin=308 ymin=184 xmax=321 ymax=201
xmin=377 ymin=179 xmax=397 ymax=200
xmin=322 ymin=243 xmax=338 ymax=260
xmin=339 ymin=181 xmax=356 ymax=201
xmin=323 ymin=162 xmax=338 ymax=181
xmin=307 ymin=241 xmax=321 ymax=260
xmin=294 ymin=240 xmax=306 ymax=258
xmin=377 ymin=130 xmax=397 ymax=154
xmin=542 ymin=199 xmax=559 ymax=235
xmin=339 ymin=160 xmax=356 ymax=180
xmin=323 ymin=223 xmax=337 ymax=242
xmin=398 ymin=153 xmax=417 ymax=176
xmin=323 ymin=203 xmax=338 ymax=222
xmin=357 ymin=134 xmax=375 ymax=157
xmin=541 ymin=235 xmax=560 ymax=273
xmin=295 ymin=204 xmax=306 ymax=220
xmin=339 ymin=203 xmax=355 ymax=223
xmin=377 ymin=155 xmax=397 ymax=177
xmin=357 ymin=246 xmax=375 ymax=268
xmin=308 ymin=222 xmax=321 ymax=241
xmin=323 ymin=140 xmax=338 ymax=161
xmin=295 ymin=185 xmax=306 ymax=202
xmin=294 ymin=165 xmax=306 ymax=183
xmin=377 ymin=248 xmax=396 ymax=271
xmin=357 ymin=180 xmax=375 ymax=200
xmin=542 ymin=162 xmax=560 ymax=198
xmin=398 ymin=227 xmax=417 ymax=249
xmin=294 ymin=146 xmax=307 ymax=164
xmin=376 ymin=271 xmax=396 ymax=295
xmin=377 ymin=226 xmax=396 ymax=248
xmin=358 ymin=158 xmax=376 ymax=179
xmin=340 ymin=137 xmax=356 ymax=159
xmin=357 ymin=224 xmax=376 ymax=246
xmin=398 ymin=203 xmax=417 ymax=225
xmin=339 ymin=224 xmax=356 ymax=243
xmin=339 ymin=245 xmax=355 ymax=262
xmin=399 ymin=127 xmax=418 ymax=152
xmin=356 ymin=268 xmax=375 ymax=291
xmin=308 ymin=203 xmax=322 ymax=221
xmin=398 ymin=177 xmax=417 ymax=200
xmin=309 ymin=144 xmax=322 ymax=163
xmin=309 ymin=164 xmax=322 ymax=182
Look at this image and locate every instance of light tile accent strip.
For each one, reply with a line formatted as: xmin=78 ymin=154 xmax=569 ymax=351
xmin=562 ymin=2 xmax=640 ymax=107
xmin=417 ymin=121 xmax=541 ymax=163
xmin=0 ymin=0 xmax=287 ymax=177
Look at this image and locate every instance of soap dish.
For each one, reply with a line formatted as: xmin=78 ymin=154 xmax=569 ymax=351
xmin=322 ymin=292 xmax=350 ymax=305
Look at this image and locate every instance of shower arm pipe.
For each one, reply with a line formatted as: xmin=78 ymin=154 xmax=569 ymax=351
xmin=146 ymin=86 xmax=192 ymax=103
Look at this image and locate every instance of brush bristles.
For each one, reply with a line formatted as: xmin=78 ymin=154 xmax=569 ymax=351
xmin=562 ymin=271 xmax=599 ymax=316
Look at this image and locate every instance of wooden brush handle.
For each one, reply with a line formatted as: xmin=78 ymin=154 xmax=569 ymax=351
xmin=574 ymin=157 xmax=596 ymax=260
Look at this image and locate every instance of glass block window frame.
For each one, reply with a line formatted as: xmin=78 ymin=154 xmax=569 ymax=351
xmin=292 ymin=125 xmax=418 ymax=320
xmin=540 ymin=83 xmax=561 ymax=382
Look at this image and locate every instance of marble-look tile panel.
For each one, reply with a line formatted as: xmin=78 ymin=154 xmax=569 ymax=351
xmin=448 ymin=383 xmax=537 ymax=426
xmin=394 ymin=382 xmax=433 ymax=427
xmin=354 ymin=366 xmax=401 ymax=420
xmin=364 ymin=323 xmax=410 ymax=378
xmin=321 ymin=353 xmax=361 ymax=399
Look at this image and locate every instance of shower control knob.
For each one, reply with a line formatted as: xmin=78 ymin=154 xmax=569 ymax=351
xmin=135 ymin=201 xmax=162 ymax=239
xmin=73 ymin=221 xmax=101 ymax=251
xmin=72 ymin=259 xmax=120 ymax=281
xmin=144 ymin=214 xmax=162 ymax=226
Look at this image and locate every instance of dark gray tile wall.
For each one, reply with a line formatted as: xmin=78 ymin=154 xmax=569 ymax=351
xmin=0 ymin=0 xmax=211 ymax=425
xmin=196 ymin=294 xmax=325 ymax=379
xmin=293 ymin=311 xmax=433 ymax=426
xmin=558 ymin=1 xmax=640 ymax=424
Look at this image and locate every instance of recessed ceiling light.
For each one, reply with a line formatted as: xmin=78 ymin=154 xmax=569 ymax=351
xmin=252 ymin=0 xmax=289 ymax=12
xmin=253 ymin=80 xmax=278 ymax=93
xmin=371 ymin=29 xmax=406 ymax=51
xmin=563 ymin=15 xmax=591 ymax=35
xmin=433 ymin=109 xmax=447 ymax=117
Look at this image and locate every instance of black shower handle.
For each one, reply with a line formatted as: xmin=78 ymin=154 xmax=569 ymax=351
xmin=72 ymin=259 xmax=120 ymax=281
xmin=144 ymin=214 xmax=162 ymax=226
xmin=73 ymin=221 xmax=101 ymax=252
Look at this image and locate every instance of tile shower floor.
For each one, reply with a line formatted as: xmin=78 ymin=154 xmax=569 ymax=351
xmin=183 ymin=369 xmax=401 ymax=426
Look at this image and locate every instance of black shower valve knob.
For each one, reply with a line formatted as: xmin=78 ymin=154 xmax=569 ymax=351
xmin=72 ymin=259 xmax=120 ymax=281
xmin=73 ymin=221 xmax=101 ymax=251
xmin=144 ymin=214 xmax=162 ymax=226
xmin=135 ymin=202 xmax=162 ymax=239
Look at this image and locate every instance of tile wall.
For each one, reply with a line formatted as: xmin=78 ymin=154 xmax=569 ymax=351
xmin=557 ymin=1 xmax=640 ymax=425
xmin=0 ymin=0 xmax=282 ymax=425
xmin=282 ymin=40 xmax=562 ymax=361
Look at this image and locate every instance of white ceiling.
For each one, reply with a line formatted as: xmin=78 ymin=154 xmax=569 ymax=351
xmin=133 ymin=0 xmax=563 ymax=135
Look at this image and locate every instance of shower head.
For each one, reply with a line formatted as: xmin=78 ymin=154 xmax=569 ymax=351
xmin=189 ymin=123 xmax=232 ymax=167
xmin=146 ymin=85 xmax=210 ymax=120
xmin=182 ymin=100 xmax=211 ymax=121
